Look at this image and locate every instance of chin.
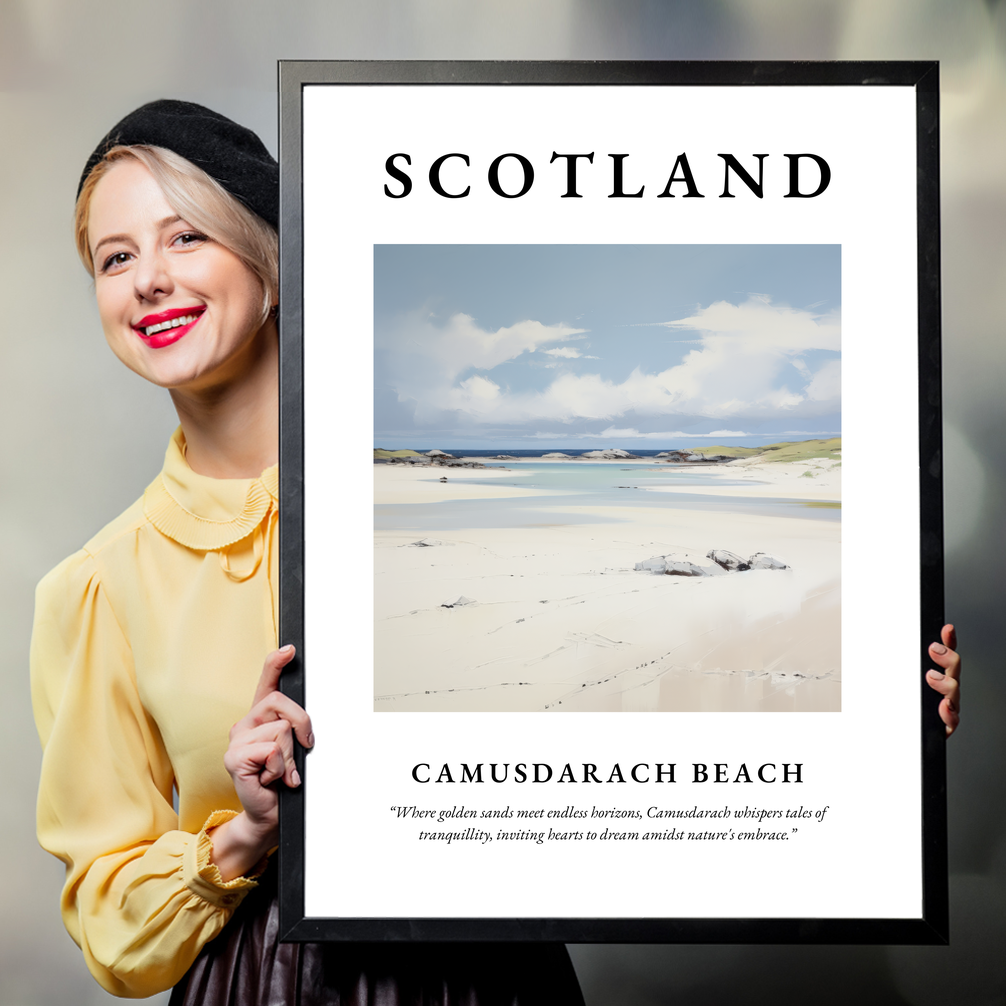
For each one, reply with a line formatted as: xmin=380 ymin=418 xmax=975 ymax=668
xmin=110 ymin=322 xmax=270 ymax=393
xmin=122 ymin=354 xmax=216 ymax=391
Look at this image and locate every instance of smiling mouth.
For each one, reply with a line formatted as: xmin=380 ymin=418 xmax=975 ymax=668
xmin=142 ymin=313 xmax=199 ymax=337
xmin=135 ymin=307 xmax=206 ymax=338
xmin=131 ymin=307 xmax=207 ymax=349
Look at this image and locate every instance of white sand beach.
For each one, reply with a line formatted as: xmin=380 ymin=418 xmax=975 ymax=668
xmin=646 ymin=457 xmax=841 ymax=502
xmin=375 ymin=464 xmax=554 ymax=505
xmin=374 ymin=460 xmax=840 ymax=713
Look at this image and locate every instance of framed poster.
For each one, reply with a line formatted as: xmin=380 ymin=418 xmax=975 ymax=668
xmin=277 ymin=61 xmax=946 ymax=943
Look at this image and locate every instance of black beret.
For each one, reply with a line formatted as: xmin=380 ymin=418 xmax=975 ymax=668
xmin=78 ymin=99 xmax=278 ymax=228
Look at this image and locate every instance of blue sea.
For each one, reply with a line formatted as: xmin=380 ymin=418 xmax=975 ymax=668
xmin=415 ymin=448 xmax=675 ymax=458
xmin=375 ymin=457 xmax=840 ymax=532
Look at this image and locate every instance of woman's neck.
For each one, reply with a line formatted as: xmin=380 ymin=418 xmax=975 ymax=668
xmin=169 ymin=320 xmax=280 ymax=479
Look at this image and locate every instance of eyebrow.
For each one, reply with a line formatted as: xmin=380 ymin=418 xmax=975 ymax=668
xmin=91 ymin=215 xmax=185 ymax=258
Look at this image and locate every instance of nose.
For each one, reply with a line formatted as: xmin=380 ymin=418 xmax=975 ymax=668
xmin=133 ymin=247 xmax=173 ymax=303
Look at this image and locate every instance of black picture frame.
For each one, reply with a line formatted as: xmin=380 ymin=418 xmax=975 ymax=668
xmin=277 ymin=60 xmax=945 ymax=944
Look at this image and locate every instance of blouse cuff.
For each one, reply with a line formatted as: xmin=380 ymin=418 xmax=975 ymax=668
xmin=183 ymin=810 xmax=269 ymax=909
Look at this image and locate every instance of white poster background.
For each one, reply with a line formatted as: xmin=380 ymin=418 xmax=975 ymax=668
xmin=301 ymin=85 xmax=920 ymax=920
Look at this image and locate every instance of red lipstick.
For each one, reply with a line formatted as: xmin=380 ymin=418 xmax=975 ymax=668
xmin=132 ymin=306 xmax=206 ymax=349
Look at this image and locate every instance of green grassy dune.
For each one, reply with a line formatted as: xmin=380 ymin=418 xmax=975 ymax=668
xmin=374 ymin=448 xmax=423 ymax=459
xmin=701 ymin=438 xmax=841 ymax=464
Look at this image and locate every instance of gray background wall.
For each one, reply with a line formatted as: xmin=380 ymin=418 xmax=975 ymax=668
xmin=1 ymin=2 xmax=1003 ymax=1003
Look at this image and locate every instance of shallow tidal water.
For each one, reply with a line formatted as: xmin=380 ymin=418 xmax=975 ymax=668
xmin=375 ymin=463 xmax=840 ymax=532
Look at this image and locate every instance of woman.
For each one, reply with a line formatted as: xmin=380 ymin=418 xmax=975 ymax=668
xmin=32 ymin=99 xmax=962 ymax=1003
xmin=31 ymin=100 xmax=585 ymax=1003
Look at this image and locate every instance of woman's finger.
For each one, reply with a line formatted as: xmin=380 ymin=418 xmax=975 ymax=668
xmin=928 ymin=640 xmax=960 ymax=682
xmin=941 ymin=623 xmax=957 ymax=653
xmin=926 ymin=667 xmax=960 ymax=737
xmin=939 ymin=698 xmax=961 ymax=736
xmin=251 ymin=644 xmax=296 ymax=707
xmin=928 ymin=685 xmax=960 ymax=736
xmin=255 ymin=742 xmax=287 ymax=787
xmin=224 ymin=739 xmax=287 ymax=787
xmin=231 ymin=690 xmax=313 ymax=750
xmin=233 ymin=718 xmax=301 ymax=788
xmin=925 ymin=668 xmax=959 ymax=703
xmin=245 ymin=690 xmax=313 ymax=748
xmin=928 ymin=624 xmax=961 ymax=738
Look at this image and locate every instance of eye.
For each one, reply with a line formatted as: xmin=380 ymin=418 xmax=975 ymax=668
xmin=100 ymin=251 xmax=132 ymax=274
xmin=172 ymin=230 xmax=208 ymax=249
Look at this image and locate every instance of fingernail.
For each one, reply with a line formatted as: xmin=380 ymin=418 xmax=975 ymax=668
xmin=291 ymin=768 xmax=301 ymax=787
xmin=280 ymin=644 xmax=295 ymax=654
xmin=931 ymin=643 xmax=947 ymax=655
xmin=306 ymin=732 xmax=315 ymax=748
xmin=928 ymin=669 xmax=944 ymax=679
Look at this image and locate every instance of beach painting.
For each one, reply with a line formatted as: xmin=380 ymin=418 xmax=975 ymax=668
xmin=374 ymin=245 xmax=840 ymax=713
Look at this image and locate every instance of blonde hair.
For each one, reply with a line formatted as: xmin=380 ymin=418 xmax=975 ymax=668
xmin=75 ymin=145 xmax=278 ymax=322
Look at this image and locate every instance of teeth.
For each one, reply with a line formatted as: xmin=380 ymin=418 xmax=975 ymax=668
xmin=142 ymin=313 xmax=199 ymax=337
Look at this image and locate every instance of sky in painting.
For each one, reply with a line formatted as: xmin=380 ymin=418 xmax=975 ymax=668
xmin=374 ymin=245 xmax=840 ymax=450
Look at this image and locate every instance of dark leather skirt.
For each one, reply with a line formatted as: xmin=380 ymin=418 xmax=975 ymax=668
xmin=169 ymin=870 xmax=585 ymax=1006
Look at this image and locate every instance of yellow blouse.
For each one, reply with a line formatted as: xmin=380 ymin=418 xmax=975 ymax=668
xmin=31 ymin=428 xmax=279 ymax=998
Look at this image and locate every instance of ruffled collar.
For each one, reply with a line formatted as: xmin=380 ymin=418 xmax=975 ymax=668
xmin=143 ymin=428 xmax=278 ymax=551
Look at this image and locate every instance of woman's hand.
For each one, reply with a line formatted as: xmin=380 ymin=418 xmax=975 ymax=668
xmin=209 ymin=645 xmax=314 ymax=881
xmin=926 ymin=624 xmax=961 ymax=738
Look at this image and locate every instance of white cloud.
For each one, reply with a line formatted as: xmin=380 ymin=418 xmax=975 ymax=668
xmin=660 ymin=295 xmax=840 ymax=352
xmin=447 ymin=374 xmax=502 ymax=415
xmin=804 ymin=358 xmax=841 ymax=401
xmin=780 ymin=430 xmax=841 ymax=436
xmin=593 ymin=427 xmax=644 ymax=439
xmin=381 ymin=310 xmax=586 ymax=381
xmin=506 ymin=298 xmax=840 ymax=423
xmin=590 ymin=427 xmax=751 ymax=439
xmin=530 ymin=428 xmax=754 ymax=440
xmin=382 ymin=297 xmax=839 ymax=429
